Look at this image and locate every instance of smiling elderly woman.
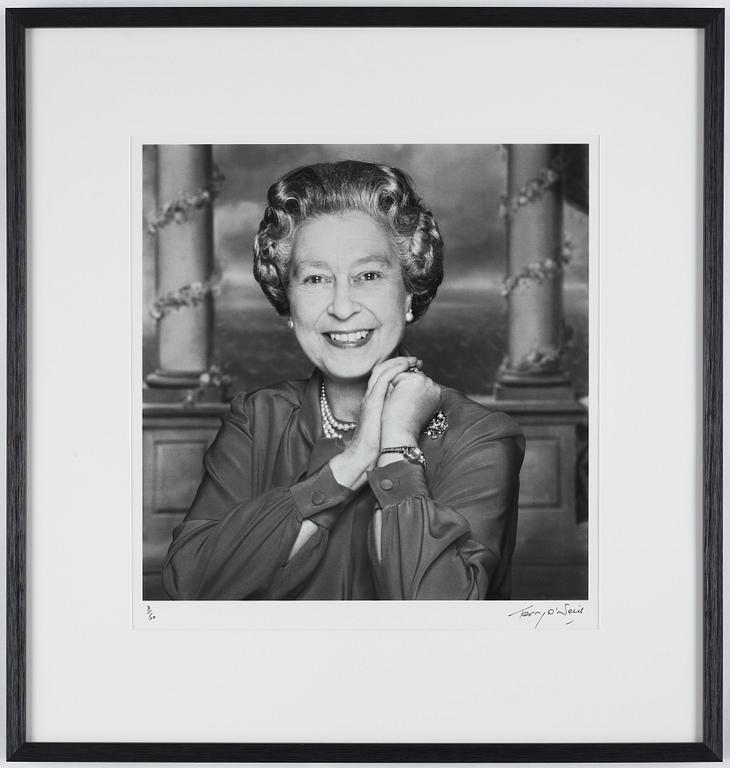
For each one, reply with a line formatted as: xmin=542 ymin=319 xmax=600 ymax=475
xmin=162 ymin=160 xmax=524 ymax=600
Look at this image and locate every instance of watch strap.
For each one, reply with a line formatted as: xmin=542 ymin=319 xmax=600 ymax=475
xmin=378 ymin=445 xmax=426 ymax=466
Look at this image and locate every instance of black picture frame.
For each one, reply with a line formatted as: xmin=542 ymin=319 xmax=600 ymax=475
xmin=6 ymin=6 xmax=723 ymax=762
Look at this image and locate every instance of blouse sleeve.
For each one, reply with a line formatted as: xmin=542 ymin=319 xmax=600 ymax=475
xmin=366 ymin=413 xmax=524 ymax=600
xmin=162 ymin=394 xmax=354 ymax=600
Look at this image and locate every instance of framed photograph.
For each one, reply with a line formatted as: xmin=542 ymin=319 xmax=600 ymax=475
xmin=6 ymin=6 xmax=723 ymax=762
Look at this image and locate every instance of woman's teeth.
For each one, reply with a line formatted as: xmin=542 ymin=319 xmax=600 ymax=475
xmin=328 ymin=330 xmax=370 ymax=342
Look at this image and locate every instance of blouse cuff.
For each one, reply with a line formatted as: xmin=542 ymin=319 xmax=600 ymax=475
xmin=367 ymin=460 xmax=430 ymax=508
xmin=289 ymin=462 xmax=354 ymax=530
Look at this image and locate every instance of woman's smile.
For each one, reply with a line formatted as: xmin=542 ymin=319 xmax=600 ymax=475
xmin=324 ymin=329 xmax=374 ymax=347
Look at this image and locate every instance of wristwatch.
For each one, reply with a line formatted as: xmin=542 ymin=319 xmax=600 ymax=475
xmin=378 ymin=445 xmax=426 ymax=467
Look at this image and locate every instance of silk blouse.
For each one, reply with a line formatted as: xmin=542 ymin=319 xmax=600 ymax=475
xmin=162 ymin=370 xmax=525 ymax=600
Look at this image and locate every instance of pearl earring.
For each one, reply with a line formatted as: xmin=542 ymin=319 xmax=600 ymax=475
xmin=287 ymin=317 xmax=294 ymax=329
xmin=405 ymin=309 xmax=414 ymax=323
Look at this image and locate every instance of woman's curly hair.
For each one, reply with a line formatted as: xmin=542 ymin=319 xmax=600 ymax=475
xmin=252 ymin=160 xmax=444 ymax=321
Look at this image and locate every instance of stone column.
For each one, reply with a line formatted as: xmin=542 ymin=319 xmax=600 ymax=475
xmin=495 ymin=144 xmax=572 ymax=400
xmin=146 ymin=145 xmax=214 ymax=389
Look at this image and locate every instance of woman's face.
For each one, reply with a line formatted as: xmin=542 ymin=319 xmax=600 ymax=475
xmin=287 ymin=211 xmax=411 ymax=384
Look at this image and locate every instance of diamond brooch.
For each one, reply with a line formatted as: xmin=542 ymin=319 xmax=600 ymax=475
xmin=423 ymin=410 xmax=448 ymax=439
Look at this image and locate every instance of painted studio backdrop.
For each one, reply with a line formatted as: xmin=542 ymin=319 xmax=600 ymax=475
xmin=141 ymin=144 xmax=590 ymax=601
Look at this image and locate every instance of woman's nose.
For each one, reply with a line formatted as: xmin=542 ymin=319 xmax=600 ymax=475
xmin=328 ymin=281 xmax=360 ymax=319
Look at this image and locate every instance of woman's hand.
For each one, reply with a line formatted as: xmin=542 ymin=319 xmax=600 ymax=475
xmin=380 ymin=369 xmax=441 ymax=448
xmin=329 ymin=356 xmax=420 ymax=489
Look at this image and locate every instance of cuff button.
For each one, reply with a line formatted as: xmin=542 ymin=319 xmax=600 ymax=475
xmin=379 ymin=479 xmax=394 ymax=491
xmin=311 ymin=490 xmax=326 ymax=505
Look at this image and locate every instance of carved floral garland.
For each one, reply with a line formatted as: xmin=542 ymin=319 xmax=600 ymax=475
xmin=501 ymin=237 xmax=573 ymax=298
xmin=150 ymin=276 xmax=221 ymax=321
xmin=504 ymin=347 xmax=564 ymax=374
xmin=499 ymin=322 xmax=575 ymax=376
xmin=145 ymin=169 xmax=225 ymax=234
xmin=181 ymin=364 xmax=233 ymax=407
xmin=499 ymin=167 xmax=560 ymax=220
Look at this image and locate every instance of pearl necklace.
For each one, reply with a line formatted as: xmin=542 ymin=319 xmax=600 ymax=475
xmin=320 ymin=381 xmax=357 ymax=439
xmin=319 ymin=379 xmax=449 ymax=441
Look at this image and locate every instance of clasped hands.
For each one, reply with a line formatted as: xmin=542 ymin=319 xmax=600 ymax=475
xmin=330 ymin=356 xmax=441 ymax=490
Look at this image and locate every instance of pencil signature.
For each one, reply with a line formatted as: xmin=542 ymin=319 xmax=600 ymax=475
xmin=508 ymin=602 xmax=585 ymax=628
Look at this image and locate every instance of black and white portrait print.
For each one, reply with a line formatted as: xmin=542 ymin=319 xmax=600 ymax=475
xmin=141 ymin=144 xmax=589 ymax=602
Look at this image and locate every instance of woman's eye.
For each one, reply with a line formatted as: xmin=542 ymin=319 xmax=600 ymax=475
xmin=303 ymin=274 xmax=326 ymax=285
xmin=358 ymin=271 xmax=382 ymax=282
